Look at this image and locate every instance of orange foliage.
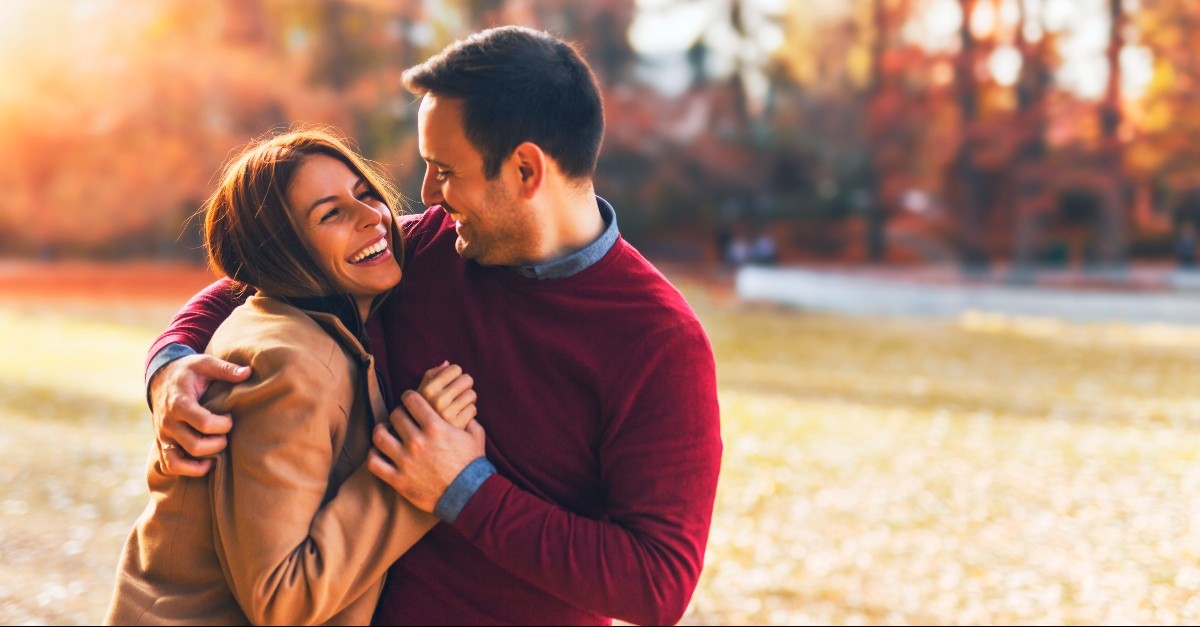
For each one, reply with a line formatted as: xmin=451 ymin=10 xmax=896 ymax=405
xmin=0 ymin=1 xmax=363 ymax=253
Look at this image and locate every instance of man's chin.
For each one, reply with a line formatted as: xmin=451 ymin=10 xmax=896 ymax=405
xmin=456 ymin=238 xmax=507 ymax=266
xmin=454 ymin=237 xmax=477 ymax=260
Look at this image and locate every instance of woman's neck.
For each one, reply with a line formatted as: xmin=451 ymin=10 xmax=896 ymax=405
xmin=355 ymin=296 xmax=372 ymax=323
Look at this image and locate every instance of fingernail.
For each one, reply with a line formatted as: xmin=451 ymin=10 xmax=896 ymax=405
xmin=235 ymin=366 xmax=248 ymax=375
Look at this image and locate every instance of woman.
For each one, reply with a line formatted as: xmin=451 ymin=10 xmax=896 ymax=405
xmin=105 ymin=128 xmax=478 ymax=625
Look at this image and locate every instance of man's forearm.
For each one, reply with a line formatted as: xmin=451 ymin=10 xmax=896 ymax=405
xmin=446 ymin=464 xmax=719 ymax=626
xmin=143 ymin=277 xmax=244 ymax=403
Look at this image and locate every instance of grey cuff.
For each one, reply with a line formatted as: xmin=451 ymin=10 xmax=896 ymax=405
xmin=433 ymin=456 xmax=496 ymax=523
xmin=145 ymin=343 xmax=198 ymax=404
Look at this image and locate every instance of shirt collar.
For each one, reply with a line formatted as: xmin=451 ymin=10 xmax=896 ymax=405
xmin=512 ymin=196 xmax=619 ymax=280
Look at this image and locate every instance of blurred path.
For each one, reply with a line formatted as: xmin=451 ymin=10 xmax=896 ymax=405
xmin=734 ymin=263 xmax=1200 ymax=324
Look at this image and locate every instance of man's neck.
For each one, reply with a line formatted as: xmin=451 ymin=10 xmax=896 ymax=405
xmin=532 ymin=186 xmax=603 ymax=263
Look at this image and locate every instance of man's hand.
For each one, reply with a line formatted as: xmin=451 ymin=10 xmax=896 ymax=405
xmin=149 ymin=354 xmax=250 ymax=477
xmin=368 ymin=390 xmax=486 ymax=513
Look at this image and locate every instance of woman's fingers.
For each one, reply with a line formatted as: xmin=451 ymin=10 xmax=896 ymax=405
xmin=451 ymin=404 xmax=478 ymax=430
xmin=414 ymin=364 xmax=477 ymax=430
xmin=430 ymin=374 xmax=473 ymax=411
xmin=419 ymin=367 xmax=470 ymax=407
xmin=417 ymin=360 xmax=453 ymax=390
xmin=440 ymin=389 xmax=477 ymax=429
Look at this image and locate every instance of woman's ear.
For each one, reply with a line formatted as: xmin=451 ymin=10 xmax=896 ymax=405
xmin=511 ymin=142 xmax=545 ymax=199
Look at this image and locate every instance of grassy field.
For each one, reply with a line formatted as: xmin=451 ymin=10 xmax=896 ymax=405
xmin=1 ymin=263 xmax=1199 ymax=625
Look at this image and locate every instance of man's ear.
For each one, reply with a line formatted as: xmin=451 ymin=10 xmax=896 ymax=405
xmin=511 ymin=142 xmax=545 ymax=199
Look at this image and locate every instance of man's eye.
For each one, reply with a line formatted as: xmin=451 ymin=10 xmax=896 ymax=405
xmin=435 ymin=170 xmax=450 ymax=181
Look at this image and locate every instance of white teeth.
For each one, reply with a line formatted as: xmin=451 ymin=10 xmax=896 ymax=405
xmin=350 ymin=239 xmax=387 ymax=263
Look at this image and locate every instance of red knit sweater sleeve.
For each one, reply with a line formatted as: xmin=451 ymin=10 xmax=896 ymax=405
xmin=450 ymin=320 xmax=723 ymax=626
xmin=144 ymin=277 xmax=244 ymax=374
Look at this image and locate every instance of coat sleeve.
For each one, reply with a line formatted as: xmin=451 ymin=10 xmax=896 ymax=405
xmin=449 ymin=321 xmax=723 ymax=626
xmin=206 ymin=342 xmax=437 ymax=626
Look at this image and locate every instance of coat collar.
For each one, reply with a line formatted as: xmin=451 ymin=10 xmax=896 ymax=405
xmin=285 ymin=293 xmax=363 ymax=341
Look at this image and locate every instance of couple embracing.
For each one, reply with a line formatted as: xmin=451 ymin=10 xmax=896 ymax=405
xmin=106 ymin=25 xmax=721 ymax=626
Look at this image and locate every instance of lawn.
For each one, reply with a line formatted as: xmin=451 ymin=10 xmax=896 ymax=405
xmin=1 ymin=263 xmax=1198 ymax=625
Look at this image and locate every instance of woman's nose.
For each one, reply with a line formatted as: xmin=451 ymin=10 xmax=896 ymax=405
xmin=357 ymin=201 xmax=384 ymax=229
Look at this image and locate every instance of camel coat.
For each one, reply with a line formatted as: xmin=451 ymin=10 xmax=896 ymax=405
xmin=106 ymin=294 xmax=435 ymax=625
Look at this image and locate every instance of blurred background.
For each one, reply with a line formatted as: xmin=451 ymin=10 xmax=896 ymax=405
xmin=4 ymin=0 xmax=1200 ymax=268
xmin=2 ymin=0 xmax=1200 ymax=625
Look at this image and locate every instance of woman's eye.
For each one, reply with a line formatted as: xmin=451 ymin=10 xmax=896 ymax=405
xmin=435 ymin=170 xmax=450 ymax=181
xmin=319 ymin=208 xmax=341 ymax=223
xmin=357 ymin=190 xmax=379 ymax=202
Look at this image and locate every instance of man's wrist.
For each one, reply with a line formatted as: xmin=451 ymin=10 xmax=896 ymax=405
xmin=145 ymin=343 xmax=198 ymax=407
xmin=433 ymin=456 xmax=496 ymax=523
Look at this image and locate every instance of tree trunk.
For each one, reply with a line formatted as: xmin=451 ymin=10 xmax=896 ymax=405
xmin=1098 ymin=0 xmax=1126 ymax=266
xmin=1009 ymin=0 xmax=1051 ymax=281
xmin=954 ymin=0 xmax=989 ymax=273
xmin=866 ymin=0 xmax=888 ymax=263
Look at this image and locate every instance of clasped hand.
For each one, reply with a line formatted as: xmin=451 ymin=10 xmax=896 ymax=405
xmin=368 ymin=362 xmax=487 ymax=514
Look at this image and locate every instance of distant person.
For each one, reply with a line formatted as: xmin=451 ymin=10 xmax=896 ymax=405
xmin=750 ymin=229 xmax=779 ymax=266
xmin=727 ymin=232 xmax=752 ymax=266
xmin=105 ymin=128 xmax=478 ymax=625
xmin=718 ymin=198 xmax=748 ymax=267
xmin=140 ymin=26 xmax=722 ymax=625
xmin=1177 ymin=221 xmax=1197 ymax=269
xmin=715 ymin=222 xmax=734 ymax=266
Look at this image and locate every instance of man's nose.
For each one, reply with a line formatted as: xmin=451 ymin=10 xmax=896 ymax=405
xmin=421 ymin=167 xmax=443 ymax=207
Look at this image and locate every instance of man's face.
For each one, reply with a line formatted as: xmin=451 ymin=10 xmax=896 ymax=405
xmin=417 ymin=94 xmax=539 ymax=266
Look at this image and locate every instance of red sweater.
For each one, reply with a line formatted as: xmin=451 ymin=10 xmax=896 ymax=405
xmin=148 ymin=207 xmax=723 ymax=626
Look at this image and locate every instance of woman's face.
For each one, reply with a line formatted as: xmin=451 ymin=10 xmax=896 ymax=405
xmin=286 ymin=154 xmax=401 ymax=308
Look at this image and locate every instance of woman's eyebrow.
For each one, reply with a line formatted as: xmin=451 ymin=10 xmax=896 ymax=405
xmin=306 ymin=195 xmax=338 ymax=215
xmin=308 ymin=178 xmax=368 ymax=215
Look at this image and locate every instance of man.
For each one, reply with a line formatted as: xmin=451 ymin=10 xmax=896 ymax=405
xmin=147 ymin=26 xmax=722 ymax=625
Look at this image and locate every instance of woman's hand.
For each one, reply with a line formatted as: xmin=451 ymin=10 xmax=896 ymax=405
xmin=415 ymin=361 xmax=477 ymax=430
